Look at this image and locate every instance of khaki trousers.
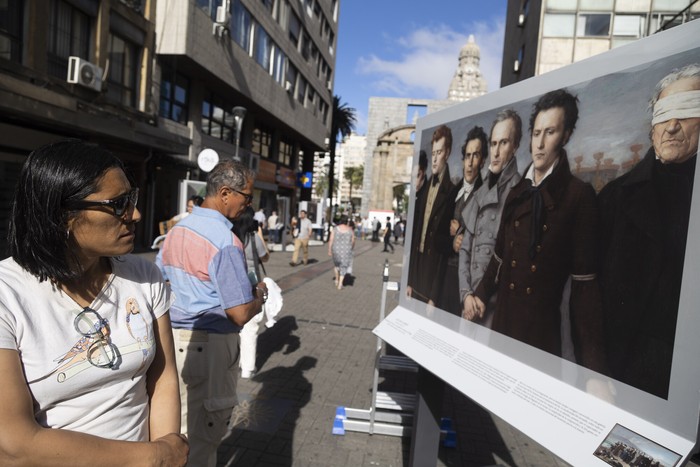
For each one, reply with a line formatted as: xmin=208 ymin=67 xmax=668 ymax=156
xmin=173 ymin=329 xmax=240 ymax=467
xmin=292 ymin=237 xmax=310 ymax=264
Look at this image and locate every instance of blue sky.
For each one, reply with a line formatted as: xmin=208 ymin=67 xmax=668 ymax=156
xmin=334 ymin=0 xmax=508 ymax=135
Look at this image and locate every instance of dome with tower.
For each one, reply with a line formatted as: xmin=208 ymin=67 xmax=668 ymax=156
xmin=447 ymin=34 xmax=488 ymax=102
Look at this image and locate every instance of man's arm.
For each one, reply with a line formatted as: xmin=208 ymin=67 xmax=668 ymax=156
xmin=224 ymin=284 xmax=266 ymax=327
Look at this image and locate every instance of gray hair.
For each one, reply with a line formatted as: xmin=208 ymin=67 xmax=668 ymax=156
xmin=489 ymin=108 xmax=522 ymax=148
xmin=649 ymin=63 xmax=700 ymax=111
xmin=206 ymin=160 xmax=255 ymax=197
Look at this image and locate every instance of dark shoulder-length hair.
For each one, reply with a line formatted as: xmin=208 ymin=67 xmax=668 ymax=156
xmin=9 ymin=140 xmax=127 ymax=283
xmin=232 ymin=206 xmax=258 ymax=240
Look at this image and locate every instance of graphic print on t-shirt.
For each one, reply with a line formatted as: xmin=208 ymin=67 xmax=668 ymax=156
xmin=46 ymin=297 xmax=154 ymax=383
xmin=125 ymin=297 xmax=151 ymax=379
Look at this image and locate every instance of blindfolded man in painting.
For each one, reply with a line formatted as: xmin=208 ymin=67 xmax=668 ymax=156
xmin=598 ymin=63 xmax=700 ymax=399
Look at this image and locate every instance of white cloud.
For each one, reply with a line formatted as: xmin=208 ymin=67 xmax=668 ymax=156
xmin=355 ymin=19 xmax=505 ymax=99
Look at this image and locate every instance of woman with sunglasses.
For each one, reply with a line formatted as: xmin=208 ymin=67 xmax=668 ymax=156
xmin=0 ymin=140 xmax=188 ymax=466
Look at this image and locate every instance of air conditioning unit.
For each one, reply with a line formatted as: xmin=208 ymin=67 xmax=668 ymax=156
xmin=326 ymin=80 xmax=332 ymax=91
xmin=285 ymin=81 xmax=293 ymax=92
xmin=518 ymin=13 xmax=526 ymax=26
xmin=513 ymin=59 xmax=521 ymax=73
xmin=67 ymin=56 xmax=103 ymax=92
xmin=215 ymin=5 xmax=230 ymax=24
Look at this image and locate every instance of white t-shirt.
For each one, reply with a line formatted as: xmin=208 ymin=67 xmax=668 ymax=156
xmin=0 ymin=255 xmax=173 ymax=441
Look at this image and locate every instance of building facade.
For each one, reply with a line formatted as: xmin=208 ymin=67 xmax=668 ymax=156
xmin=335 ymin=132 xmax=366 ymax=212
xmin=501 ymin=0 xmax=699 ymax=87
xmin=0 ymin=0 xmax=338 ymax=256
xmin=360 ymin=36 xmax=489 ymax=217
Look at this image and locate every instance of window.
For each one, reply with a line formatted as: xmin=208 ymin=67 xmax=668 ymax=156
xmin=300 ymin=30 xmax=310 ymax=60
xmin=296 ymin=76 xmax=307 ymax=104
xmin=331 ymin=0 xmax=338 ymax=22
xmin=406 ymin=105 xmax=427 ymax=124
xmin=202 ymin=95 xmax=237 ymax=142
xmin=318 ymin=98 xmax=328 ymax=124
xmin=307 ymin=87 xmax=316 ymax=112
xmin=197 ymin=0 xmax=220 ymax=20
xmin=107 ymin=33 xmax=138 ymax=107
xmin=650 ymin=13 xmax=685 ymax=33
xmin=254 ymin=25 xmax=272 ymax=70
xmin=515 ymin=46 xmax=525 ymax=72
xmin=271 ymin=44 xmax=287 ymax=84
xmin=260 ymin=0 xmax=274 ymax=13
xmin=300 ymin=0 xmax=313 ymax=17
xmin=652 ymin=0 xmax=691 ymax=9
xmin=232 ymin=0 xmax=252 ymax=53
xmin=543 ymin=13 xmax=576 ymax=36
xmin=286 ymin=63 xmax=297 ymax=93
xmin=252 ymin=126 xmax=272 ymax=158
xmin=546 ymin=0 xmax=577 ymax=10
xmin=579 ymin=0 xmax=614 ymax=9
xmin=288 ymin=10 xmax=301 ymax=47
xmin=48 ymin=0 xmax=91 ymax=79
xmin=159 ymin=66 xmax=189 ymax=124
xmin=577 ymin=13 xmax=611 ymax=36
xmin=615 ymin=0 xmax=651 ymax=11
xmin=328 ymin=30 xmax=334 ymax=55
xmin=613 ymin=14 xmax=645 ymax=37
xmin=279 ymin=138 xmax=293 ymax=165
xmin=0 ymin=0 xmax=23 ymax=62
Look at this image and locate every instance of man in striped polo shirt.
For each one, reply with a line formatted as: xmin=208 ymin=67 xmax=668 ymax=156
xmin=157 ymin=160 xmax=268 ymax=467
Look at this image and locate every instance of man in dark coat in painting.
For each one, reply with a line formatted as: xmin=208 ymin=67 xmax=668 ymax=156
xmin=598 ymin=63 xmax=700 ymax=399
xmin=467 ymin=89 xmax=607 ymax=375
xmin=407 ymin=125 xmax=458 ymax=307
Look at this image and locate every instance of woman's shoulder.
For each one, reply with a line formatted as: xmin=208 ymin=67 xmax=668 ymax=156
xmin=0 ymin=257 xmax=35 ymax=285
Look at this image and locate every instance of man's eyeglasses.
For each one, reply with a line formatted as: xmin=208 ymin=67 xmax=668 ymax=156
xmin=226 ymin=186 xmax=253 ymax=205
xmin=69 ymin=188 xmax=139 ymax=218
xmin=74 ymin=307 xmax=119 ymax=368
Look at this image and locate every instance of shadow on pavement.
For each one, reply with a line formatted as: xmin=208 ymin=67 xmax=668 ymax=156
xmin=219 ymin=356 xmax=317 ymax=466
xmin=255 ymin=316 xmax=300 ymax=371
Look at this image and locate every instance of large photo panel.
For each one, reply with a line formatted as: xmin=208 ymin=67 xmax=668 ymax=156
xmin=376 ymin=20 xmax=700 ymax=466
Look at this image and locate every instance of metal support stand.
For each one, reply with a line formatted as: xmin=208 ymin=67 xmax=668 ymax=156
xmin=408 ymin=368 xmax=445 ymax=466
xmin=333 ymin=259 xmax=418 ymax=437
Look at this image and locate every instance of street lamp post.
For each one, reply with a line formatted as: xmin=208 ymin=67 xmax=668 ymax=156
xmin=232 ymin=106 xmax=246 ymax=161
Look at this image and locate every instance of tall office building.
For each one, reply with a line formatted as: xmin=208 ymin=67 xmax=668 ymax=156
xmin=501 ymin=0 xmax=699 ymax=87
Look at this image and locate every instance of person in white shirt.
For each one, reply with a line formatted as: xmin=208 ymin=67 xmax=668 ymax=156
xmin=290 ymin=210 xmax=313 ymax=266
xmin=0 ymin=140 xmax=187 ymax=466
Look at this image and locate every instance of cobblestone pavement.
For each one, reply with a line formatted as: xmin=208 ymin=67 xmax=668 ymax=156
xmin=142 ymin=238 xmax=692 ymax=467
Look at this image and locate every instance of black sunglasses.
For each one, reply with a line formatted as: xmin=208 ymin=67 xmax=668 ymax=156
xmin=225 ymin=186 xmax=253 ymax=205
xmin=69 ymin=188 xmax=139 ymax=217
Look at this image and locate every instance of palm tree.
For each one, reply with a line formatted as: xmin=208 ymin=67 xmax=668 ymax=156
xmin=328 ymin=95 xmax=357 ymax=222
xmin=343 ymin=165 xmax=364 ymax=212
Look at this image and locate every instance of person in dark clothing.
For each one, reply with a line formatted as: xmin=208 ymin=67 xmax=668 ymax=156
xmin=598 ymin=63 xmax=700 ymax=399
xmin=407 ymin=125 xmax=458 ymax=306
xmin=382 ymin=217 xmax=394 ymax=253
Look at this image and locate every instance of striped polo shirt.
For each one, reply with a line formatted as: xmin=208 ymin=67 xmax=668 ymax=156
xmin=156 ymin=206 xmax=252 ymax=333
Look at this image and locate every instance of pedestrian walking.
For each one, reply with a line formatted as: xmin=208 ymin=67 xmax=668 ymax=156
xmin=328 ymin=215 xmax=355 ymax=289
xmin=382 ymin=216 xmax=395 ymax=253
